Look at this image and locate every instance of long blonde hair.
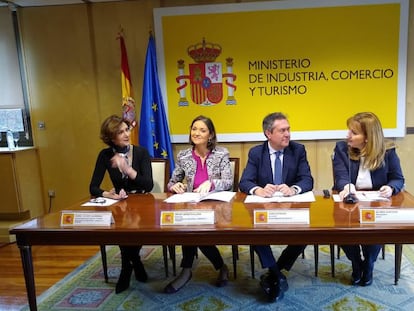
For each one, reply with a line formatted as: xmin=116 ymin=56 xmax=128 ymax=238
xmin=347 ymin=112 xmax=389 ymax=170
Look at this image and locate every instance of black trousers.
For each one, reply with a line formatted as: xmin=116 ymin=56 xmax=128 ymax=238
xmin=119 ymin=245 xmax=142 ymax=264
xmin=341 ymin=244 xmax=382 ymax=272
xmin=254 ymin=245 xmax=306 ymax=270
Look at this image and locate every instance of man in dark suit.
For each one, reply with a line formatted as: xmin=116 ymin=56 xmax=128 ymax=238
xmin=239 ymin=112 xmax=314 ymax=302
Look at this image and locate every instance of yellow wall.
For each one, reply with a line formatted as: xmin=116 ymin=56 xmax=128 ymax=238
xmin=16 ymin=0 xmax=414 ymax=212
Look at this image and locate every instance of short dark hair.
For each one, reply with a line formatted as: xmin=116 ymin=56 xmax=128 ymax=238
xmin=100 ymin=115 xmax=130 ymax=146
xmin=262 ymin=112 xmax=287 ymax=135
xmin=189 ymin=115 xmax=217 ymax=150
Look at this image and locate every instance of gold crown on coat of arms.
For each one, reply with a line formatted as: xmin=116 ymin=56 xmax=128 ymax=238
xmin=187 ymin=38 xmax=222 ymax=63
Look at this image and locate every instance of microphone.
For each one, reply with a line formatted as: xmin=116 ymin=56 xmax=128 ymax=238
xmin=343 ymin=153 xmax=358 ymax=204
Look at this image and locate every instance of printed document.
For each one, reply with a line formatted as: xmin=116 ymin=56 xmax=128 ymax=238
xmin=164 ymin=191 xmax=236 ymax=203
xmin=244 ymin=191 xmax=315 ymax=203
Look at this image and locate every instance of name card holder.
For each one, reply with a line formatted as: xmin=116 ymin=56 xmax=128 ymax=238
xmin=160 ymin=210 xmax=215 ymax=225
xmin=360 ymin=207 xmax=414 ymax=223
xmin=61 ymin=210 xmax=114 ymax=227
xmin=254 ymin=209 xmax=310 ymax=224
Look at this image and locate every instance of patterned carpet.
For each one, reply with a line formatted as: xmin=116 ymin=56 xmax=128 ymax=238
xmin=20 ymin=244 xmax=414 ymax=311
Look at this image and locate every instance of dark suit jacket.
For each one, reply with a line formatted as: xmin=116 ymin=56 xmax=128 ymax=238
xmin=239 ymin=141 xmax=314 ymax=193
xmin=332 ymin=141 xmax=404 ymax=194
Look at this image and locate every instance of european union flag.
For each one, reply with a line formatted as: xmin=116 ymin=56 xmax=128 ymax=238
xmin=139 ymin=35 xmax=175 ymax=175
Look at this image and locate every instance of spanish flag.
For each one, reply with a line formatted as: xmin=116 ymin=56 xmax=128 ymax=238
xmin=119 ymin=32 xmax=137 ymax=144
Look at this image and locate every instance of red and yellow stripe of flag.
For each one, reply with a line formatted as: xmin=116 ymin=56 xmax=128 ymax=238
xmin=119 ymin=33 xmax=138 ymax=144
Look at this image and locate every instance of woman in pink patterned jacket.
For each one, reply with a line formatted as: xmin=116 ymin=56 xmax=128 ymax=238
xmin=164 ymin=115 xmax=233 ymax=294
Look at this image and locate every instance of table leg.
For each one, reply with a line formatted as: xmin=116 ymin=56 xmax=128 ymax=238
xmin=18 ymin=245 xmax=37 ymax=311
xmin=100 ymin=245 xmax=108 ymax=282
xmin=395 ymin=244 xmax=403 ymax=285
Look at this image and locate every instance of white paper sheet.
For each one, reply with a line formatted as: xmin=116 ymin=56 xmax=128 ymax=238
xmin=81 ymin=197 xmax=120 ymax=207
xmin=244 ymin=191 xmax=315 ymax=203
xmin=333 ymin=191 xmax=390 ymax=202
xmin=164 ymin=191 xmax=236 ymax=203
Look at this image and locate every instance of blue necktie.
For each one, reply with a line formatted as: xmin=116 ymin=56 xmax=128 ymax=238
xmin=274 ymin=151 xmax=282 ymax=184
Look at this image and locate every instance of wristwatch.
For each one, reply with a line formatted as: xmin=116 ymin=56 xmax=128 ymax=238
xmin=291 ymin=186 xmax=300 ymax=195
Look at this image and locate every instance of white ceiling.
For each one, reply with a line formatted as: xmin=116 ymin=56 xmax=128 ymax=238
xmin=0 ymin=0 xmax=127 ymax=8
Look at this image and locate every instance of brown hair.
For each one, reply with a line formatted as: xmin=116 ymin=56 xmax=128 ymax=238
xmin=100 ymin=115 xmax=130 ymax=146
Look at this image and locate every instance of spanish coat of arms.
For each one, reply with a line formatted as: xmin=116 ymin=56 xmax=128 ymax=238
xmin=176 ymin=38 xmax=237 ymax=106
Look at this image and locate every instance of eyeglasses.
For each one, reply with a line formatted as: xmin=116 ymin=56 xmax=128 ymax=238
xmin=89 ymin=198 xmax=106 ymax=204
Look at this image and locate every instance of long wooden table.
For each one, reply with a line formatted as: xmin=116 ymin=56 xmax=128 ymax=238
xmin=10 ymin=191 xmax=414 ymax=310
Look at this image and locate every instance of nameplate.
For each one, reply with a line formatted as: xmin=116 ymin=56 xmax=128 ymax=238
xmin=254 ymin=209 xmax=310 ymax=224
xmin=160 ymin=210 xmax=215 ymax=225
xmin=360 ymin=208 xmax=414 ymax=223
xmin=60 ymin=210 xmax=113 ymax=226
